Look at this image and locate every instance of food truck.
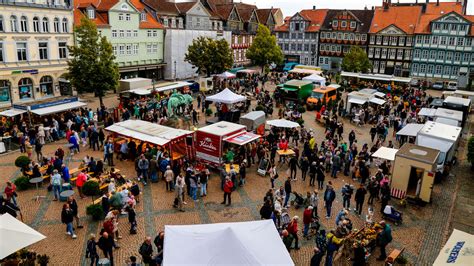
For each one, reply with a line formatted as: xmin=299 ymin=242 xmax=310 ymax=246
xmin=196 ymin=121 xmax=260 ymax=167
xmin=239 ymin=111 xmax=265 ymax=134
xmin=390 ymin=143 xmax=440 ymax=203
xmin=277 ymin=80 xmax=314 ymax=103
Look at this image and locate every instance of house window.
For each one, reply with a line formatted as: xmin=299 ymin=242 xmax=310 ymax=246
xmin=119 ymin=45 xmax=124 ymax=55
xmin=399 ymin=36 xmax=405 ymax=45
xmin=39 ymin=42 xmax=48 ymax=60
xmin=390 ymin=36 xmax=397 ymax=45
xmin=62 ymin=18 xmax=68 ymax=32
xmin=87 ymin=9 xmax=95 ymax=19
xmin=291 ymin=43 xmax=296 ymax=50
xmin=375 ymin=48 xmax=380 ymax=58
xmin=344 ymin=33 xmax=348 ymax=40
xmin=18 ymin=78 xmax=33 ymax=99
xmin=457 ymin=37 xmax=464 ymax=46
xmin=420 ymin=64 xmax=426 ymax=73
xmin=126 ymin=44 xmax=131 ymax=55
xmin=448 ymin=37 xmax=455 ymax=46
xmin=463 ymin=53 xmax=470 ymax=61
xmin=383 ymin=36 xmax=389 ymax=45
xmin=126 ymin=30 xmax=131 ymax=37
xmin=119 ymin=30 xmax=124 ymax=37
xmin=10 ymin=16 xmax=18 ymax=32
xmin=451 ymin=24 xmax=457 ymax=31
xmin=466 ymin=38 xmax=472 ymax=46
xmin=398 ymin=49 xmax=404 ymax=59
xmin=454 ymin=52 xmax=461 ymax=61
xmin=424 ymin=35 xmax=430 ymax=44
xmin=438 ymin=51 xmax=444 ymax=60
xmin=133 ymin=44 xmax=138 ymax=55
xmin=436 ymin=65 xmax=442 ymax=75
xmin=422 ymin=50 xmax=428 ymax=59
xmin=430 ymin=50 xmax=436 ymax=59
xmin=332 ymin=20 xmax=338 ymax=27
xmin=432 ymin=36 xmax=438 ymax=44
xmin=112 ymin=45 xmax=117 ymax=56
xmin=350 ymin=21 xmax=356 ymax=28
xmin=442 ymin=23 xmax=449 ymax=30
xmin=0 ymin=43 xmax=4 ymax=62
xmin=427 ymin=65 xmax=434 ymax=74
xmin=319 ymin=57 xmax=324 ymax=64
xmin=376 ymin=36 xmax=382 ymax=44
xmin=0 ymin=15 xmax=4 ymax=32
xmin=33 ymin=17 xmax=40 ymax=32
xmin=373 ymin=61 xmax=379 ymax=72
xmin=440 ymin=36 xmax=446 ymax=45
xmin=20 ymin=16 xmax=28 ymax=32
xmin=414 ymin=49 xmax=420 ymax=58
xmin=381 ymin=48 xmax=387 ymax=58
xmin=434 ymin=23 xmax=440 ymax=30
xmin=416 ymin=36 xmax=422 ymax=44
xmin=370 ymin=35 xmax=375 ymax=44
xmin=341 ymin=21 xmax=347 ymax=28
xmin=126 ymin=14 xmax=131 ymax=21
xmin=452 ymin=66 xmax=458 ymax=76
xmin=459 ymin=25 xmax=466 ymax=31
xmin=119 ymin=14 xmax=124 ymax=21
xmin=297 ymin=44 xmax=302 ymax=51
xmin=406 ymin=37 xmax=412 ymax=46
xmin=196 ymin=17 xmax=201 ymax=27
xmin=446 ymin=52 xmax=453 ymax=61
xmin=390 ymin=48 xmax=396 ymax=58
xmin=140 ymin=12 xmax=146 ymax=21
xmin=112 ymin=30 xmax=117 ymax=38
xmin=42 ymin=17 xmax=49 ymax=32
xmin=284 ymin=43 xmax=289 ymax=51
xmin=412 ymin=64 xmax=419 ymax=73
xmin=368 ymin=47 xmax=374 ymax=57
xmin=58 ymin=42 xmax=67 ymax=59
xmin=133 ymin=30 xmax=138 ymax=37
xmin=337 ymin=33 xmax=342 ymax=40
xmin=17 ymin=42 xmax=27 ymax=61
xmin=54 ymin=18 xmax=60 ymax=32
xmin=380 ymin=61 xmax=386 ymax=72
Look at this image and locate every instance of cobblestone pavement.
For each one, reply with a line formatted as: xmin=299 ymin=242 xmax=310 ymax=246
xmin=2 ymin=87 xmax=468 ymax=265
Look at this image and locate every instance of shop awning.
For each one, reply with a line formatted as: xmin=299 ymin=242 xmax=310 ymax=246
xmin=372 ymin=147 xmax=398 ymax=161
xmin=396 ymin=123 xmax=424 ymax=137
xmin=374 ymin=92 xmax=386 ymax=98
xmin=30 ymin=101 xmax=87 ymax=116
xmin=369 ymin=98 xmax=386 ymax=105
xmin=0 ymin=109 xmax=27 ymax=117
xmin=281 ymin=87 xmax=298 ymax=92
xmin=129 ymin=88 xmax=152 ymax=95
xmin=348 ymin=98 xmax=367 ymax=105
xmin=224 ymin=131 xmax=260 ymax=146
xmin=433 ymin=229 xmax=474 ymax=265
xmin=154 ymin=81 xmax=190 ymax=93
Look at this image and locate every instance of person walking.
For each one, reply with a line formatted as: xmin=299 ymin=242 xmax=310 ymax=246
xmin=35 ymin=141 xmax=43 ymax=162
xmin=376 ymin=221 xmax=392 ymax=261
xmin=51 ymin=169 xmax=62 ymax=201
xmin=221 ymin=177 xmax=233 ymax=206
xmin=287 ymin=216 xmax=300 ymax=250
xmin=125 ymin=201 xmax=137 ymax=234
xmin=324 ymin=182 xmax=336 ymax=219
xmin=61 ymin=203 xmax=77 ymax=239
xmin=67 ymin=196 xmax=83 ymax=229
xmin=354 ymin=184 xmax=367 ymax=215
xmin=367 ymin=177 xmax=379 ymax=205
xmin=138 ymin=237 xmax=154 ymax=265
xmin=86 ymin=234 xmax=99 ymax=266
xmin=303 ymin=206 xmax=313 ymax=239
xmin=164 ymin=166 xmax=174 ymax=192
xmin=309 ymin=162 xmax=317 ymax=187
xmin=284 ymin=176 xmax=292 ymax=208
xmin=341 ymin=184 xmax=353 ymax=210
xmin=316 ymin=163 xmax=325 ymax=189
xmin=174 ymin=178 xmax=185 ymax=212
xmin=138 ymin=154 xmax=149 ymax=185
xmin=76 ymin=169 xmax=88 ymax=199
xmin=98 ymin=232 xmax=114 ymax=266
xmin=269 ymin=164 xmax=278 ymax=188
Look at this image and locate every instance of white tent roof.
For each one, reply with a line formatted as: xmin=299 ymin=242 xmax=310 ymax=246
xmin=217 ymin=71 xmax=236 ymax=79
xmin=418 ymin=108 xmax=437 ymax=117
xmin=241 ymin=111 xmax=265 ymax=121
xmin=369 ymin=97 xmax=386 ymax=105
xmin=266 ymin=119 xmax=300 ymax=128
xmin=418 ymin=121 xmax=461 ymax=142
xmin=348 ymin=98 xmax=367 ymax=105
xmin=128 ymin=88 xmax=152 ymax=95
xmin=435 ymin=117 xmax=459 ymax=127
xmin=433 ymin=229 xmax=474 ymax=265
xmin=396 ymin=123 xmax=424 ymax=137
xmin=444 ymin=96 xmax=471 ymax=107
xmin=206 ymin=88 xmax=246 ymax=104
xmin=0 ymin=213 xmax=46 ymax=259
xmin=163 ymin=220 xmax=294 ymax=266
xmin=302 ymin=74 xmax=326 ymax=83
xmin=372 ymin=147 xmax=398 ymax=161
xmin=105 ymin=120 xmax=192 ymax=146
xmin=30 ymin=101 xmax=87 ymax=116
xmin=154 ymin=81 xmax=190 ymax=93
xmin=198 ymin=121 xmax=246 ymax=136
xmin=434 ymin=108 xmax=463 ymax=122
xmin=0 ymin=109 xmax=27 ymax=117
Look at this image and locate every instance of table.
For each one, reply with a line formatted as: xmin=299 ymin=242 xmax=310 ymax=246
xmin=225 ymin=164 xmax=240 ymax=174
xmin=25 ymin=166 xmax=48 ymax=176
xmin=277 ymin=149 xmax=295 ymax=167
xmin=29 ymin=177 xmax=46 ymax=201
xmin=60 ymin=190 xmax=75 ymax=201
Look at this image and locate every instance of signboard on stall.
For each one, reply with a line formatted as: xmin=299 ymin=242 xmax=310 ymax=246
xmin=196 ymin=131 xmax=222 ymax=164
xmin=13 ymin=97 xmax=78 ymax=110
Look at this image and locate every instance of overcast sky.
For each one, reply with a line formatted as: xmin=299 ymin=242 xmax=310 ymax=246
xmin=239 ymin=0 xmax=473 ymax=17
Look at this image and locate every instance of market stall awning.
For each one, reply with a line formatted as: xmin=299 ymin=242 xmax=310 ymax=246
xmin=0 ymin=109 xmax=27 ymax=117
xmin=266 ymin=119 xmax=300 ymax=128
xmin=237 ymin=69 xmax=257 ymax=74
xmin=433 ymin=229 xmax=474 ymax=265
xmin=216 ymin=71 xmax=236 ymax=79
xmin=348 ymin=98 xmax=367 ymax=105
xmin=369 ymin=98 xmax=386 ymax=105
xmin=206 ymin=88 xmax=246 ymax=104
xmin=224 ymin=131 xmax=260 ymax=146
xmin=128 ymin=88 xmax=152 ymax=95
xmin=372 ymin=147 xmax=398 ymax=161
xmin=0 ymin=213 xmax=46 ymax=259
xmin=30 ymin=101 xmax=87 ymax=116
xmin=105 ymin=120 xmax=192 ymax=146
xmin=396 ymin=123 xmax=424 ymax=137
xmin=418 ymin=108 xmax=437 ymax=117
xmin=154 ymin=81 xmax=190 ymax=93
xmin=374 ymin=92 xmax=386 ymax=98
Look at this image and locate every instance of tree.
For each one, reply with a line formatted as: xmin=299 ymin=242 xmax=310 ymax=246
xmin=246 ymin=24 xmax=283 ymax=71
xmin=66 ymin=17 xmax=119 ymax=106
xmin=341 ymin=46 xmax=372 ymax=73
xmin=185 ymin=37 xmax=233 ymax=77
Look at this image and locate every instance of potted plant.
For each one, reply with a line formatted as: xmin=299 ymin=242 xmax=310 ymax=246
xmin=86 ymin=204 xmax=104 ymax=220
xmin=467 ymin=136 xmax=474 ymax=170
xmin=82 ymin=180 xmax=101 ymax=202
xmin=15 ymin=155 xmax=31 ymax=174
xmin=37 ymin=254 xmax=50 ymax=266
xmin=205 ymin=108 xmax=213 ymax=116
xmin=14 ymin=176 xmax=31 ymax=191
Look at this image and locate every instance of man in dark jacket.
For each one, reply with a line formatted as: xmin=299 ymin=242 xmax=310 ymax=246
xmin=289 ymin=156 xmax=298 ymax=180
xmin=310 ymin=247 xmax=324 ymax=266
xmin=354 ymin=184 xmax=367 ymax=215
xmin=139 ymin=237 xmax=154 ymax=265
xmin=98 ymin=232 xmax=114 ymax=266
xmin=376 ymin=221 xmax=392 ymax=260
xmin=284 ymin=177 xmax=292 ymax=208
xmin=309 ymin=161 xmax=317 ymax=187
xmin=324 ymin=183 xmax=336 ymax=218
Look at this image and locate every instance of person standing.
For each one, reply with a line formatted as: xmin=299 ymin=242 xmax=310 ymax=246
xmin=303 ymin=206 xmax=313 ymax=238
xmin=76 ymin=169 xmax=88 ymax=199
xmin=61 ymin=203 xmax=77 ymax=239
xmin=138 ymin=237 xmax=154 ymax=265
xmin=380 ymin=184 xmax=391 ymax=214
xmin=331 ymin=152 xmax=341 ymax=178
xmin=164 ymin=166 xmax=174 ymax=192
xmin=309 ymin=162 xmax=317 ymax=187
xmin=86 ymin=234 xmax=99 ymax=266
xmin=200 ymin=169 xmax=209 ymax=197
xmin=316 ymin=163 xmax=326 ymax=189
xmin=138 ymin=154 xmax=149 ymax=185
xmin=354 ymin=184 xmax=367 ymax=215
xmin=174 ymin=177 xmax=185 ymax=212
xmin=35 ymin=141 xmax=43 ymax=162
xmin=376 ymin=221 xmax=392 ymax=261
xmin=300 ymin=156 xmax=309 ymax=181
xmin=125 ymin=201 xmax=137 ymax=234
xmin=149 ymin=155 xmax=158 ymax=183
xmin=324 ymin=182 xmax=336 ymax=219
xmin=4 ymin=181 xmax=17 ymax=206
xmin=51 ymin=169 xmax=62 ymax=201
xmin=104 ymin=140 xmax=114 ymax=166
xmin=284 ymin=176 xmax=292 ymax=208
xmin=341 ymin=184 xmax=353 ymax=210
xmin=269 ymin=164 xmax=278 ymax=188
xmin=98 ymin=232 xmax=114 ymax=266
xmin=287 ymin=216 xmax=300 ymax=250
xmin=367 ymin=177 xmax=379 ymax=205
xmin=289 ymin=156 xmax=298 ymax=180
xmin=221 ymin=177 xmax=233 ymax=206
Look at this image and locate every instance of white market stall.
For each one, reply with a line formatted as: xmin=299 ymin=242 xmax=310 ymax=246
xmin=0 ymin=213 xmax=46 ymax=259
xmin=396 ymin=123 xmax=424 ymax=145
xmin=372 ymin=147 xmax=399 ymax=161
xmin=418 ymin=108 xmax=437 ymax=117
xmin=105 ymin=120 xmax=194 ymax=161
xmin=216 ymin=71 xmax=236 ymax=79
xmin=346 ymin=91 xmax=384 ymax=112
xmin=163 ymin=220 xmax=294 ymax=266
xmin=239 ymin=111 xmax=266 ymax=133
xmin=206 ymin=88 xmax=246 ymax=104
xmin=434 ymin=108 xmax=463 ymax=127
xmin=433 ymin=229 xmax=474 ymax=265
xmin=266 ymin=119 xmax=300 ymax=128
xmin=302 ymin=74 xmax=326 ymax=86
xmin=0 ymin=109 xmax=27 ymax=117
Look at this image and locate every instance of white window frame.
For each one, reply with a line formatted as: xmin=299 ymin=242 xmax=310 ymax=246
xmin=16 ymin=42 xmax=28 ymax=61
xmin=62 ymin=18 xmax=68 ymax=33
xmin=38 ymin=42 xmax=48 ymax=60
xmin=87 ymin=9 xmax=95 ymax=19
xmin=53 ymin=18 xmax=60 ymax=33
xmin=58 ymin=42 xmax=67 ymax=59
xmin=20 ymin=16 xmax=28 ymax=32
xmin=350 ymin=21 xmax=356 ymax=28
xmin=112 ymin=30 xmax=117 ymax=38
xmin=119 ymin=13 xmax=124 ymax=21
xmin=33 ymin=17 xmax=40 ymax=32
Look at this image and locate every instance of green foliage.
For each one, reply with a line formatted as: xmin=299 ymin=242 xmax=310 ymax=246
xmin=467 ymin=136 xmax=474 ymax=165
xmin=246 ymin=24 xmax=284 ymax=71
xmin=341 ymin=46 xmax=372 ymax=73
xmin=82 ymin=180 xmax=101 ymax=197
xmin=86 ymin=204 xmax=104 ymax=220
xmin=296 ymin=118 xmax=305 ymax=125
xmin=255 ymin=105 xmax=264 ymax=111
xmin=14 ymin=176 xmax=30 ymax=191
xmin=15 ymin=156 xmax=31 ymax=170
xmin=66 ymin=17 xmax=119 ymax=105
xmin=205 ymin=108 xmax=213 ymax=116
xmin=297 ymin=106 xmax=306 ymax=113
xmin=185 ymin=37 xmax=233 ymax=77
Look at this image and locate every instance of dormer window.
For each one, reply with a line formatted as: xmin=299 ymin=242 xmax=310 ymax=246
xmin=140 ymin=12 xmax=147 ymax=21
xmin=350 ymin=21 xmax=356 ymax=28
xmin=333 ymin=20 xmax=338 ymax=27
xmin=341 ymin=21 xmax=347 ymax=28
xmin=87 ymin=8 xmax=95 ymax=19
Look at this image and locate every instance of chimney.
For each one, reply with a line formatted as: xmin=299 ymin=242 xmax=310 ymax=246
xmin=313 ymin=5 xmax=316 ymax=10
xmin=422 ymin=3 xmax=427 ymax=13
xmin=383 ymin=1 xmax=389 ymax=10
xmin=436 ymin=0 xmax=439 ymax=5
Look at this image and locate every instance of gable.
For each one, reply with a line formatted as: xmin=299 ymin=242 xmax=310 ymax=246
xmin=249 ymin=10 xmax=258 ymax=23
xmin=335 ymin=10 xmax=360 ymax=23
xmin=111 ymin=0 xmax=139 ymax=13
xmin=229 ymin=6 xmax=240 ymax=21
xmin=435 ymin=12 xmax=470 ymax=24
xmin=379 ymin=25 xmax=406 ymax=35
xmin=187 ymin=2 xmax=211 ymax=17
xmin=291 ymin=13 xmax=307 ymax=22
xmin=267 ymin=12 xmax=275 ymax=25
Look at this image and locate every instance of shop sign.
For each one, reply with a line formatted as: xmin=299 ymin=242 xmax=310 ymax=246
xmin=11 ymin=69 xmax=39 ymax=75
xmin=447 ymin=241 xmax=465 ymax=263
xmin=13 ymin=97 xmax=78 ymax=110
xmin=195 ymin=131 xmax=221 ymax=161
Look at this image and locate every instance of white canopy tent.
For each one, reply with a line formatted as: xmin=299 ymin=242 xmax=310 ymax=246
xmin=163 ymin=220 xmax=294 ymax=266
xmin=154 ymin=81 xmax=191 ymax=93
xmin=369 ymin=98 xmax=386 ymax=105
xmin=396 ymin=123 xmax=424 ymax=137
xmin=217 ymin=71 xmax=236 ymax=79
xmin=372 ymin=147 xmax=399 ymax=161
xmin=30 ymin=101 xmax=87 ymax=116
xmin=0 ymin=213 xmax=46 ymax=259
xmin=418 ymin=108 xmax=437 ymax=117
xmin=433 ymin=229 xmax=474 ymax=265
xmin=302 ymin=74 xmax=326 ymax=86
xmin=266 ymin=119 xmax=300 ymax=128
xmin=240 ymin=111 xmax=266 ymax=131
xmin=0 ymin=109 xmax=27 ymax=117
xmin=206 ymin=88 xmax=246 ymax=104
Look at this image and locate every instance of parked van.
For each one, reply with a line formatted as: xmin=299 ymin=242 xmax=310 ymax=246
xmin=447 ymin=81 xmax=457 ymax=91
xmin=306 ymin=86 xmax=337 ymax=110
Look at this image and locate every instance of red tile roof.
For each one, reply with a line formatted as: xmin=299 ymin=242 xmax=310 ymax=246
xmin=235 ymin=3 xmax=256 ymax=22
xmin=142 ymin=0 xmax=180 ymax=15
xmin=275 ymin=9 xmax=328 ymax=32
xmin=369 ymin=5 xmax=422 ymax=34
xmin=176 ymin=1 xmax=197 ymax=14
xmin=74 ymin=9 xmax=110 ymax=27
xmin=256 ymin=9 xmax=272 ymax=24
xmin=213 ymin=3 xmax=235 ymax=20
xmin=415 ymin=2 xmax=466 ymax=34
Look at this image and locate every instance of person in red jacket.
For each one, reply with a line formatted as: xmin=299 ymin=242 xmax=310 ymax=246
xmin=76 ymin=169 xmax=88 ymax=198
xmin=287 ymin=216 xmax=300 ymax=250
xmin=4 ymin=181 xmax=17 ymax=206
xmin=303 ymin=206 xmax=314 ymax=238
xmin=221 ymin=177 xmax=233 ymax=206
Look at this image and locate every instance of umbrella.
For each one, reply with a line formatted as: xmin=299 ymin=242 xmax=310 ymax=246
xmin=266 ymin=119 xmax=300 ymax=128
xmin=0 ymin=213 xmax=46 ymax=259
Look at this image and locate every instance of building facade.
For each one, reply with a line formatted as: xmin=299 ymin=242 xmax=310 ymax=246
xmin=75 ymin=0 xmax=165 ymax=80
xmin=318 ymin=9 xmax=374 ymax=72
xmin=0 ymin=0 xmax=74 ymax=108
xmin=368 ymin=3 xmax=422 ymax=77
xmin=275 ymin=9 xmax=328 ymax=66
xmin=411 ymin=2 xmax=473 ymax=82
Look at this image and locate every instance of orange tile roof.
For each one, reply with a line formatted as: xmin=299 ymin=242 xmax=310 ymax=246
xmin=274 ymin=24 xmax=288 ymax=32
xmin=129 ymin=0 xmax=145 ymax=11
xmin=74 ymin=9 xmax=109 ymax=27
xmin=415 ymin=2 xmax=467 ymax=34
xmin=299 ymin=9 xmax=328 ymax=32
xmin=369 ymin=5 xmax=422 ymax=34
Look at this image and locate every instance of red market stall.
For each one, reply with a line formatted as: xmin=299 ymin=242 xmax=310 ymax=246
xmin=196 ymin=121 xmax=260 ymax=167
xmin=105 ymin=120 xmax=194 ymax=162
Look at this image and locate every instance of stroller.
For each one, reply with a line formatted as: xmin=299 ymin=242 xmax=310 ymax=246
xmin=383 ymin=205 xmax=403 ymax=225
xmin=292 ymin=192 xmax=305 ymax=209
